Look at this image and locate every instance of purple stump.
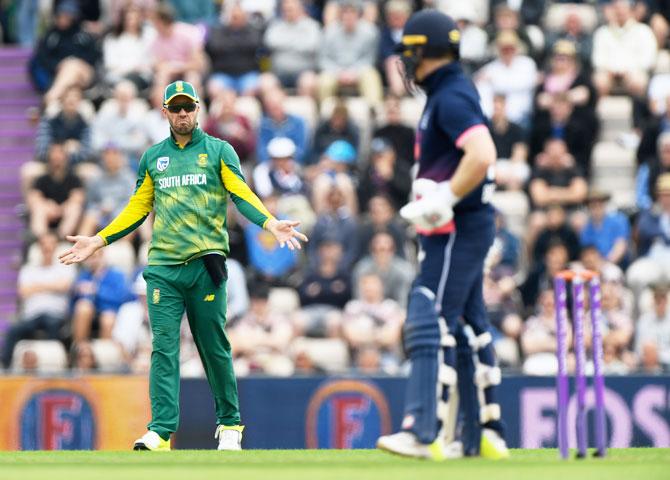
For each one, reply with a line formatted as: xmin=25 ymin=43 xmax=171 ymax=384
xmin=589 ymin=277 xmax=608 ymax=457
xmin=572 ymin=278 xmax=588 ymax=458
xmin=553 ymin=276 xmax=570 ymax=459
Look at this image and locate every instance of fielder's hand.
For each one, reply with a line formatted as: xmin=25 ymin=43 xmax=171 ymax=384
xmin=58 ymin=235 xmax=105 ymax=265
xmin=265 ymin=219 xmax=309 ymax=250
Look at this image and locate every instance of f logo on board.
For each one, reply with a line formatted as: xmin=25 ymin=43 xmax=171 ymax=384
xmin=157 ymin=157 xmax=170 ymax=172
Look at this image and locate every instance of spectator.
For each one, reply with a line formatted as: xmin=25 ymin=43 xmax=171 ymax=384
xmin=306 ymin=140 xmax=358 ymax=182
xmin=534 ymin=40 xmax=597 ymax=129
xmin=476 ymin=30 xmax=538 ymax=128
xmin=528 ymin=138 xmax=588 ymax=211
xmin=529 ymin=92 xmax=595 ymax=177
xmin=342 ymin=273 xmax=404 ymax=372
xmin=491 ymin=210 xmax=522 ymax=273
xmin=79 ymin=144 xmax=135 ymax=237
xmin=486 ymin=4 xmax=540 ymax=60
xmin=627 ymin=174 xmax=670 ymax=292
xmin=298 ymin=238 xmax=352 ymax=326
xmin=490 ymin=94 xmax=529 ymax=190
xmin=253 ymin=137 xmax=307 ymax=198
xmin=102 ymin=4 xmax=153 ymax=90
xmin=636 ymin=284 xmax=670 ymax=370
xmin=203 ymin=89 xmax=255 ymax=163
xmin=1 ymin=233 xmax=75 ymax=369
xmin=205 ymin=3 xmax=263 ymax=97
xmin=520 ymin=240 xmax=570 ymax=310
xmin=648 ymin=72 xmax=670 ymax=117
xmin=112 ymin=272 xmax=151 ymax=369
xmin=29 ymin=1 xmax=99 ymax=106
xmin=452 ymin=6 xmax=489 ymax=72
xmin=356 ymin=194 xmax=407 ymax=260
xmin=352 ymin=231 xmax=414 ymax=307
xmin=91 ymin=80 xmax=149 ymax=164
xmin=311 ymin=100 xmax=359 ymax=163
xmin=580 ymin=190 xmax=630 ymax=266
xmin=309 ymin=178 xmax=359 ymax=270
xmin=149 ymin=3 xmax=206 ymax=97
xmin=257 ymin=88 xmax=309 ymax=164
xmin=483 ymin=269 xmax=523 ymax=368
xmin=532 ymin=203 xmax=580 ymax=263
xmin=592 ymin=0 xmax=657 ymax=98
xmin=27 ymin=143 xmax=84 ymax=239
xmin=318 ymin=0 xmax=383 ymax=105
xmin=263 ymin=0 xmax=321 ymax=95
xmin=637 ymin=132 xmax=670 ymax=211
xmin=228 ymin=282 xmax=295 ymax=376
xmin=378 ymin=0 xmax=412 ymax=97
xmin=637 ymin=96 xmax=670 ymax=169
xmin=71 ymin=340 xmax=97 ymax=372
xmin=357 ymin=137 xmax=411 ymax=211
xmin=521 ymin=287 xmax=565 ymax=375
xmin=70 ymin=249 xmax=130 ymax=343
xmin=244 ymin=194 xmax=299 ymax=284
xmin=373 ymin=95 xmax=415 ymax=170
xmin=599 ymin=279 xmax=635 ymax=369
xmin=35 ymin=86 xmax=92 ymax=165
xmin=226 ymin=258 xmax=250 ymax=323
xmin=544 ymin=9 xmax=593 ymax=68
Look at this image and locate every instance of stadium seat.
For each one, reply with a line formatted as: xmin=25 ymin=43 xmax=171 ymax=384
xmin=26 ymin=241 xmax=72 ymax=267
xmin=234 ymin=95 xmax=262 ymax=130
xmin=90 ymin=339 xmax=125 ymax=372
xmin=103 ymin=240 xmax=136 ymax=279
xmin=283 ymin=96 xmax=318 ymax=134
xmin=591 ymin=141 xmax=636 ymax=208
xmin=544 ymin=3 xmax=599 ymax=33
xmin=11 ymin=340 xmax=68 ymax=373
xmin=268 ymin=287 xmax=300 ymax=315
xmin=655 ymin=49 xmax=670 ymax=74
xmin=491 ymin=190 xmax=529 ymax=238
xmin=597 ymin=96 xmax=633 ymax=142
xmin=290 ymin=337 xmax=349 ymax=373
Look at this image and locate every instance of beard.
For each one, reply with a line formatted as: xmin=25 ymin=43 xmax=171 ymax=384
xmin=169 ymin=117 xmax=196 ymax=136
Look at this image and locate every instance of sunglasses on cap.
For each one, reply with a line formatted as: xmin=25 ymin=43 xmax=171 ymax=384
xmin=166 ymin=103 xmax=197 ymax=113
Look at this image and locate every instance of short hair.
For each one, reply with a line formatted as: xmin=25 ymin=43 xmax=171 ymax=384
xmin=155 ymin=3 xmax=176 ymax=24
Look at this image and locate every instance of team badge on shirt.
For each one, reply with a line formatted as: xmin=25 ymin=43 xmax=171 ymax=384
xmin=152 ymin=288 xmax=160 ymax=304
xmin=197 ymin=153 xmax=208 ymax=167
xmin=157 ymin=156 xmax=170 ymax=172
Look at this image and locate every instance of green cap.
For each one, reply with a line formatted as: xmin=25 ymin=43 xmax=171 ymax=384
xmin=163 ymin=80 xmax=199 ymax=106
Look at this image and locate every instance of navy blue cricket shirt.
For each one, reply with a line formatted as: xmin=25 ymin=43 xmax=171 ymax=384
xmin=415 ymin=62 xmax=495 ymax=234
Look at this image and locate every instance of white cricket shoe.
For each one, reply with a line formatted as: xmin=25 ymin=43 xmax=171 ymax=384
xmin=480 ymin=428 xmax=510 ymax=459
xmin=133 ymin=431 xmax=170 ymax=451
xmin=215 ymin=425 xmax=244 ymax=450
xmin=377 ymin=431 xmax=462 ymax=460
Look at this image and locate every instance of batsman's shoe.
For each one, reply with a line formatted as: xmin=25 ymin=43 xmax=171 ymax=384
xmin=377 ymin=432 xmax=461 ymax=460
xmin=215 ymin=425 xmax=244 ymax=450
xmin=480 ymin=428 xmax=510 ymax=459
xmin=133 ymin=431 xmax=170 ymax=451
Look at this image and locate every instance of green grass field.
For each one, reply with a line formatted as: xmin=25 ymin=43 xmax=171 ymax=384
xmin=1 ymin=449 xmax=669 ymax=480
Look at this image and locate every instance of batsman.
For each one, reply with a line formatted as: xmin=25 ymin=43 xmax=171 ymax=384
xmin=59 ymin=80 xmax=308 ymax=451
xmin=376 ymin=10 xmax=509 ymax=460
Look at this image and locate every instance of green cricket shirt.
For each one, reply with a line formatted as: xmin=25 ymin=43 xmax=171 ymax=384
xmin=98 ymin=128 xmax=274 ymax=265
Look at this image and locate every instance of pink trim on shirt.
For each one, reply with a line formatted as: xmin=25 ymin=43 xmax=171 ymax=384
xmin=455 ymin=124 xmax=487 ymax=149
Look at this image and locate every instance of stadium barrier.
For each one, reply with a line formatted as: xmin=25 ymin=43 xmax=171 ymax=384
xmin=0 ymin=375 xmax=668 ymax=450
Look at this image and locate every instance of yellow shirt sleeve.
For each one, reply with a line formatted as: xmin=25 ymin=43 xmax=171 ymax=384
xmin=97 ymin=164 xmax=155 ymax=244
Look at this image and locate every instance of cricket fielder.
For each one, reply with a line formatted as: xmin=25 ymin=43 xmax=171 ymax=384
xmin=59 ymin=80 xmax=308 ymax=451
xmin=376 ymin=10 xmax=509 ymax=460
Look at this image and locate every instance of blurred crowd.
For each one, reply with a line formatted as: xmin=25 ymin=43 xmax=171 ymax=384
xmin=1 ymin=0 xmax=670 ymax=378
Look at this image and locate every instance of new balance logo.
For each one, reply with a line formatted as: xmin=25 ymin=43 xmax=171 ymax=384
xmin=204 ymin=294 xmax=215 ymax=302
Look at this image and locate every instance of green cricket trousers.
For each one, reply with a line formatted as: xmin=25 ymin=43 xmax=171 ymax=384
xmin=143 ymin=257 xmax=239 ymax=439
